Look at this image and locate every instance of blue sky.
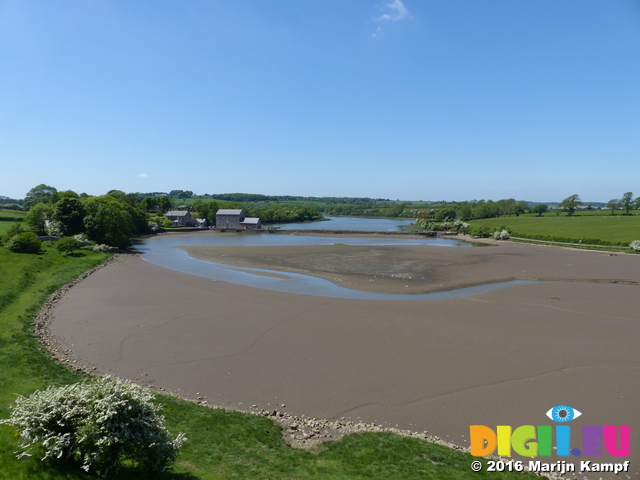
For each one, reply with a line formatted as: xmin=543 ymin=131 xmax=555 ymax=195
xmin=1 ymin=1 xmax=639 ymax=202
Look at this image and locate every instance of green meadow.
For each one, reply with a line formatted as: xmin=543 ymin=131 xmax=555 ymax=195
xmin=0 ymin=209 xmax=27 ymax=235
xmin=0 ymin=222 xmax=540 ymax=479
xmin=468 ymin=212 xmax=640 ymax=246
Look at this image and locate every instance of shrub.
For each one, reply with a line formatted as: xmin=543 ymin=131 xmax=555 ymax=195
xmin=492 ymin=229 xmax=510 ymax=240
xmin=2 ymin=222 xmax=25 ymax=244
xmin=452 ymin=219 xmax=470 ymax=233
xmin=73 ymin=233 xmax=91 ymax=245
xmin=470 ymin=225 xmax=492 ymax=238
xmin=148 ymin=221 xmax=160 ymax=232
xmin=46 ymin=220 xmax=64 ymax=237
xmin=630 ymin=240 xmax=640 ymax=252
xmin=93 ymin=243 xmax=117 ymax=253
xmin=1 ymin=376 xmax=186 ymax=477
xmin=5 ymin=232 xmax=42 ymax=253
xmin=55 ymin=237 xmax=83 ymax=255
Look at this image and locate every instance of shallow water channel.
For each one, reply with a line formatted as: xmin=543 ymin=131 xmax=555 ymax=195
xmin=138 ymin=232 xmax=538 ymax=300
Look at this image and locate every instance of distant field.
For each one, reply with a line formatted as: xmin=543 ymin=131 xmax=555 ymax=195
xmin=0 ymin=208 xmax=26 ymax=235
xmin=469 ymin=213 xmax=640 ymax=245
xmin=0 ymin=208 xmax=27 ymax=219
xmin=0 ymin=219 xmax=24 ymax=235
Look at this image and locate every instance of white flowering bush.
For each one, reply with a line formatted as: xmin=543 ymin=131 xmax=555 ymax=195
xmin=73 ymin=233 xmax=91 ymax=246
xmin=46 ymin=220 xmax=64 ymax=237
xmin=630 ymin=240 xmax=640 ymax=252
xmin=0 ymin=376 xmax=185 ymax=477
xmin=493 ymin=229 xmax=510 ymax=240
xmin=93 ymin=243 xmax=113 ymax=253
xmin=148 ymin=221 xmax=160 ymax=232
xmin=452 ymin=219 xmax=470 ymax=233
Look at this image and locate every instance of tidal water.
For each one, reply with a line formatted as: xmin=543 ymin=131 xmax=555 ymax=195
xmin=137 ymin=232 xmax=539 ymax=300
xmin=271 ymin=216 xmax=415 ymax=231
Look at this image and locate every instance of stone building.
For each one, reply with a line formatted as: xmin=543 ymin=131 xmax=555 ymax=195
xmin=165 ymin=210 xmax=197 ymax=227
xmin=215 ymin=209 xmax=261 ymax=229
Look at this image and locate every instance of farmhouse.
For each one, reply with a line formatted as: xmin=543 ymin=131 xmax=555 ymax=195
xmin=216 ymin=209 xmax=261 ymax=229
xmin=165 ymin=210 xmax=197 ymax=227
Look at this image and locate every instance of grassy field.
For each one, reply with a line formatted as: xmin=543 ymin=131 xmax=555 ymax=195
xmin=0 ymin=209 xmax=27 ymax=235
xmin=0 ymin=208 xmax=27 ymax=218
xmin=0 ymin=227 xmax=541 ymax=479
xmin=469 ymin=212 xmax=640 ymax=245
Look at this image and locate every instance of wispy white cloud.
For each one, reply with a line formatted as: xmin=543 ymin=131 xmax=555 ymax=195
xmin=377 ymin=0 xmax=409 ymax=22
xmin=138 ymin=173 xmax=149 ymax=179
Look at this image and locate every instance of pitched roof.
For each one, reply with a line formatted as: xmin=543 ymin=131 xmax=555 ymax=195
xmin=240 ymin=217 xmax=260 ymax=224
xmin=166 ymin=210 xmax=190 ymax=216
xmin=216 ymin=209 xmax=244 ymax=215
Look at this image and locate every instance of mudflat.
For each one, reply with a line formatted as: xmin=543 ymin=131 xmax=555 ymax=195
xmin=49 ymin=238 xmax=640 ymax=478
xmin=179 ymin=241 xmax=639 ymax=294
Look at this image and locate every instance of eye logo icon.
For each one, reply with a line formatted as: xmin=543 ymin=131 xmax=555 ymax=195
xmin=546 ymin=405 xmax=582 ymax=423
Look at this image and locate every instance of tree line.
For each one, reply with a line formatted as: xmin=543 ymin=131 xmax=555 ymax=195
xmin=188 ymin=200 xmax=323 ymax=225
xmin=9 ymin=185 xmax=326 ymax=249
xmin=17 ymin=184 xmax=151 ymax=248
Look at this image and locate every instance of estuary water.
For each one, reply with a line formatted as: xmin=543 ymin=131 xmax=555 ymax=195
xmin=271 ymin=216 xmax=415 ymax=231
xmin=137 ymin=232 xmax=538 ymax=300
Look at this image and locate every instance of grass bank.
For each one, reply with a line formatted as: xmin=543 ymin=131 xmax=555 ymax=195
xmin=468 ymin=214 xmax=640 ymax=246
xmin=0 ymin=239 xmax=541 ymax=479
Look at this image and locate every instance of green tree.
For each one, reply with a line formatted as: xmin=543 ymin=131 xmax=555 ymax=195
xmin=457 ymin=203 xmax=473 ymax=221
xmin=621 ymin=192 xmax=633 ymax=215
xmin=513 ymin=201 xmax=528 ymax=217
xmin=169 ymin=190 xmax=194 ymax=199
xmin=124 ymin=204 xmax=150 ymax=233
xmin=389 ymin=202 xmax=407 ymax=217
xmin=25 ymin=203 xmax=51 ymax=234
xmin=52 ymin=197 xmax=86 ymax=235
xmin=107 ymin=190 xmax=138 ymax=206
xmin=55 ymin=236 xmax=83 ymax=255
xmin=157 ymin=196 xmax=174 ymax=212
xmin=24 ymin=184 xmax=58 ymax=208
xmin=140 ymin=196 xmax=161 ymax=211
xmin=561 ymin=194 xmax=581 ymax=216
xmin=606 ymin=199 xmax=619 ymax=215
xmin=83 ymin=197 xmax=135 ymax=248
xmin=497 ymin=198 xmax=516 ymax=216
xmin=57 ymin=190 xmax=80 ymax=201
xmin=532 ymin=204 xmax=548 ymax=217
xmin=192 ymin=200 xmax=219 ymax=225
